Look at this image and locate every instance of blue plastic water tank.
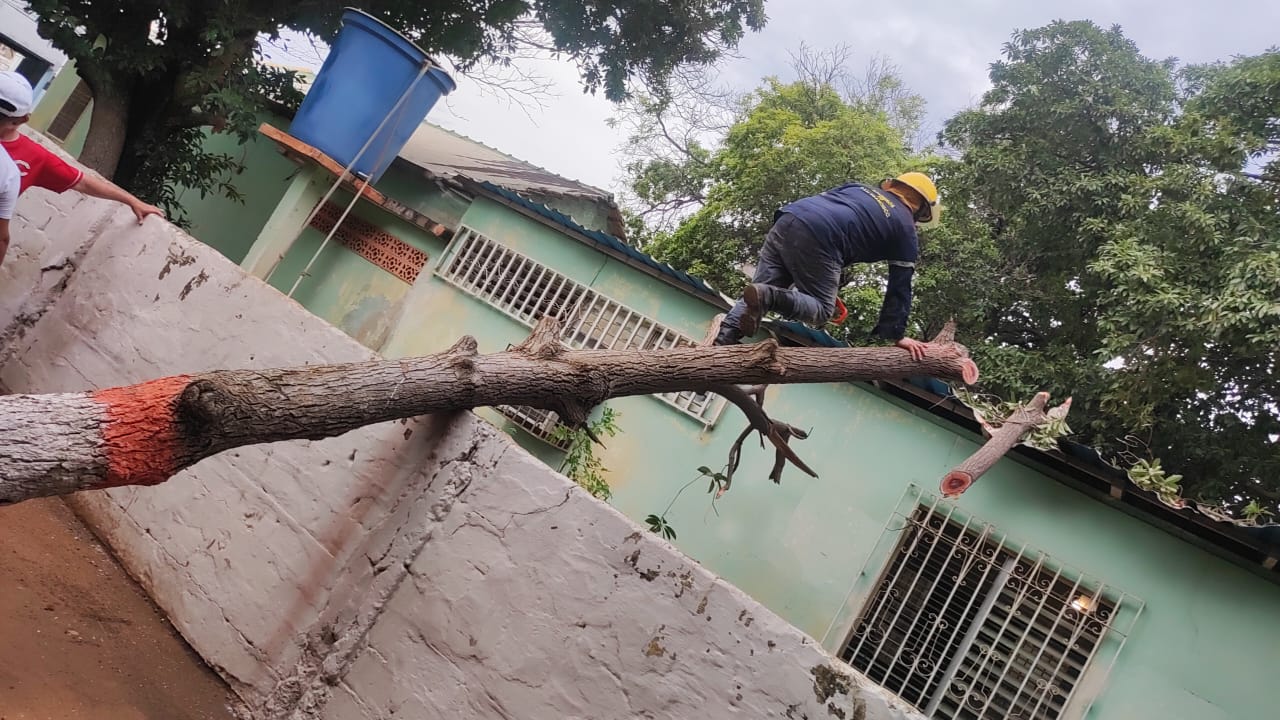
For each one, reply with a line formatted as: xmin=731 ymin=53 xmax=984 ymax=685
xmin=289 ymin=8 xmax=456 ymax=183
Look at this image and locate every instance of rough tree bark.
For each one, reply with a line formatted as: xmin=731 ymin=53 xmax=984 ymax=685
xmin=0 ymin=318 xmax=979 ymax=506
xmin=940 ymin=391 xmax=1072 ymax=497
xmin=76 ymin=75 xmax=130 ymax=180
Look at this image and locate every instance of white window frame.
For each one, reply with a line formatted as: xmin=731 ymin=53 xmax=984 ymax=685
xmin=436 ymin=226 xmax=726 ymax=426
xmin=839 ymin=488 xmax=1143 ymax=720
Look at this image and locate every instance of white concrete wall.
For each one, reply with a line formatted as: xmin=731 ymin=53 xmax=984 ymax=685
xmin=0 ymin=130 xmax=124 ymax=374
xmin=0 ymin=154 xmax=924 ymax=720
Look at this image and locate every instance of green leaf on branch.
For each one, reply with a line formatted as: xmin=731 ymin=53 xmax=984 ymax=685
xmin=551 ymin=407 xmax=621 ymax=501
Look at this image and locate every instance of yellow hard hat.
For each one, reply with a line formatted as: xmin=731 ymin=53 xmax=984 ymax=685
xmin=886 ymin=171 xmax=940 ymax=225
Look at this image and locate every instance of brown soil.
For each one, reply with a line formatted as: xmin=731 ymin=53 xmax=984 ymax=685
xmin=0 ymin=498 xmax=237 ymax=720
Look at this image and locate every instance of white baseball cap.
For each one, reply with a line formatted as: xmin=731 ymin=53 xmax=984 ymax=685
xmin=0 ymin=71 xmax=35 ymax=118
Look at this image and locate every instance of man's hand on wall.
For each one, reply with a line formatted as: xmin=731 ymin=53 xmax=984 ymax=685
xmin=129 ymin=200 xmax=165 ymax=224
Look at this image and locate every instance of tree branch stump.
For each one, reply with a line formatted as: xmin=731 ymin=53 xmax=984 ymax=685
xmin=940 ymin=392 xmax=1072 ymax=497
xmin=708 ymin=320 xmax=977 ymax=492
xmin=0 ymin=317 xmax=979 ymax=506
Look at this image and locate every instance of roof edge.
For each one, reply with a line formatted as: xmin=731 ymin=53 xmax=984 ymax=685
xmin=468 ymin=180 xmax=728 ymax=306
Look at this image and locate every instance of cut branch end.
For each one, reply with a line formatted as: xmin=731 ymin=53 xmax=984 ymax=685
xmin=940 ymin=391 xmax=1070 ymax=497
xmin=941 ymin=470 xmax=974 ymax=498
xmin=515 ymin=316 xmax=566 ymax=359
xmin=930 ymin=319 xmax=959 ymax=345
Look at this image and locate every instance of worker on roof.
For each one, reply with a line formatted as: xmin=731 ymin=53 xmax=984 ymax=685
xmin=713 ymin=172 xmax=940 ymax=360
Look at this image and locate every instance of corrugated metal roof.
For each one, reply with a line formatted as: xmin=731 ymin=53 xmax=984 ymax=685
xmin=397 ymin=122 xmax=627 ymax=238
xmin=399 ymin=123 xmax=614 ymax=203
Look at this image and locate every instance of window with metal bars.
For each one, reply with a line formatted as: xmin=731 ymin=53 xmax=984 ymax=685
xmin=842 ymin=496 xmax=1141 ymax=719
xmin=494 ymin=404 xmax=571 ymax=450
xmin=436 ymin=227 xmax=724 ymax=425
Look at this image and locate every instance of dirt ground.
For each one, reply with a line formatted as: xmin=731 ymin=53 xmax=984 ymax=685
xmin=0 ymin=497 xmax=237 ymax=720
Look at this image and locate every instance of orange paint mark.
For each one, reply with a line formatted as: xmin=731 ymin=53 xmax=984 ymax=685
xmin=941 ymin=470 xmax=974 ymax=498
xmin=91 ymin=375 xmax=193 ymax=488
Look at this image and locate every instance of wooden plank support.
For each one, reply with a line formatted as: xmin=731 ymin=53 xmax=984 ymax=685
xmin=257 ymin=123 xmax=451 ymax=238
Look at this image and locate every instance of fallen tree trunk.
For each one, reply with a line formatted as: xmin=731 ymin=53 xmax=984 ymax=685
xmin=940 ymin=392 xmax=1072 ymax=497
xmin=1 ymin=317 xmax=978 ymax=505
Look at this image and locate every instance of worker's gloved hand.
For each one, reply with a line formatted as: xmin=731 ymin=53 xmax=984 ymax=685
xmin=895 ymin=337 xmax=928 ymax=361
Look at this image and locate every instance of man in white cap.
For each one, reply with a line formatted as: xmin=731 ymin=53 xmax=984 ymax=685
xmin=0 ymin=71 xmax=163 ymax=243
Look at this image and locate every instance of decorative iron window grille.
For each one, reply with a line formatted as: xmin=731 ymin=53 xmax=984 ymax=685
xmin=436 ymin=227 xmax=724 ymax=425
xmin=842 ymin=492 xmax=1143 ymax=719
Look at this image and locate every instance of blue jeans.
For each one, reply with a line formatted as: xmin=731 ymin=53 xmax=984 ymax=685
xmin=716 ymin=213 xmax=841 ymax=344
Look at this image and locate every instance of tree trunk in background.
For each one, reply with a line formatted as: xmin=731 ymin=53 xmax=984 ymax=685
xmin=76 ymin=80 xmax=130 ymax=180
xmin=0 ymin=318 xmax=980 ymax=506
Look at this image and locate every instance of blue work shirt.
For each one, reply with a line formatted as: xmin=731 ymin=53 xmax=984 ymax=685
xmin=778 ymin=183 xmax=919 ymax=340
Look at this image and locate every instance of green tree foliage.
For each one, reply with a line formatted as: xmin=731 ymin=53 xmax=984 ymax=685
xmin=930 ymin=22 xmax=1280 ymax=512
xmin=621 ymin=51 xmax=923 ymax=296
xmin=550 ymin=406 xmax=621 ymax=500
xmin=25 ymin=0 xmax=766 ymax=220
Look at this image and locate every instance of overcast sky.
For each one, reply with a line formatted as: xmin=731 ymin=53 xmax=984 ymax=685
xmin=267 ymin=1 xmax=1280 ymax=196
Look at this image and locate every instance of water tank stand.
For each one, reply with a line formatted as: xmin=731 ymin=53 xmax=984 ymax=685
xmin=263 ymin=61 xmax=434 ymax=291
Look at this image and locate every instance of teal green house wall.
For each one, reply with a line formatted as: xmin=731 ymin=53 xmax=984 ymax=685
xmin=373 ymin=163 xmax=473 ymax=230
xmin=175 ymin=117 xmax=300 ymax=264
xmin=375 ymin=196 xmax=718 ymax=470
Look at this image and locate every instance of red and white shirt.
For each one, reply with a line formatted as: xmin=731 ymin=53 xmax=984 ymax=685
xmin=1 ymin=134 xmax=83 ymax=195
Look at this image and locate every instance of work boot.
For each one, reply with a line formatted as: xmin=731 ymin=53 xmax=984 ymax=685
xmin=739 ymin=283 xmax=774 ymax=338
xmin=713 ymin=325 xmax=741 ymax=346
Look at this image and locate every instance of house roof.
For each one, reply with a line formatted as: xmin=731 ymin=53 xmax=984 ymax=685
xmin=398 ymin=123 xmax=627 ymax=238
xmin=389 ymin=122 xmax=724 ymax=302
